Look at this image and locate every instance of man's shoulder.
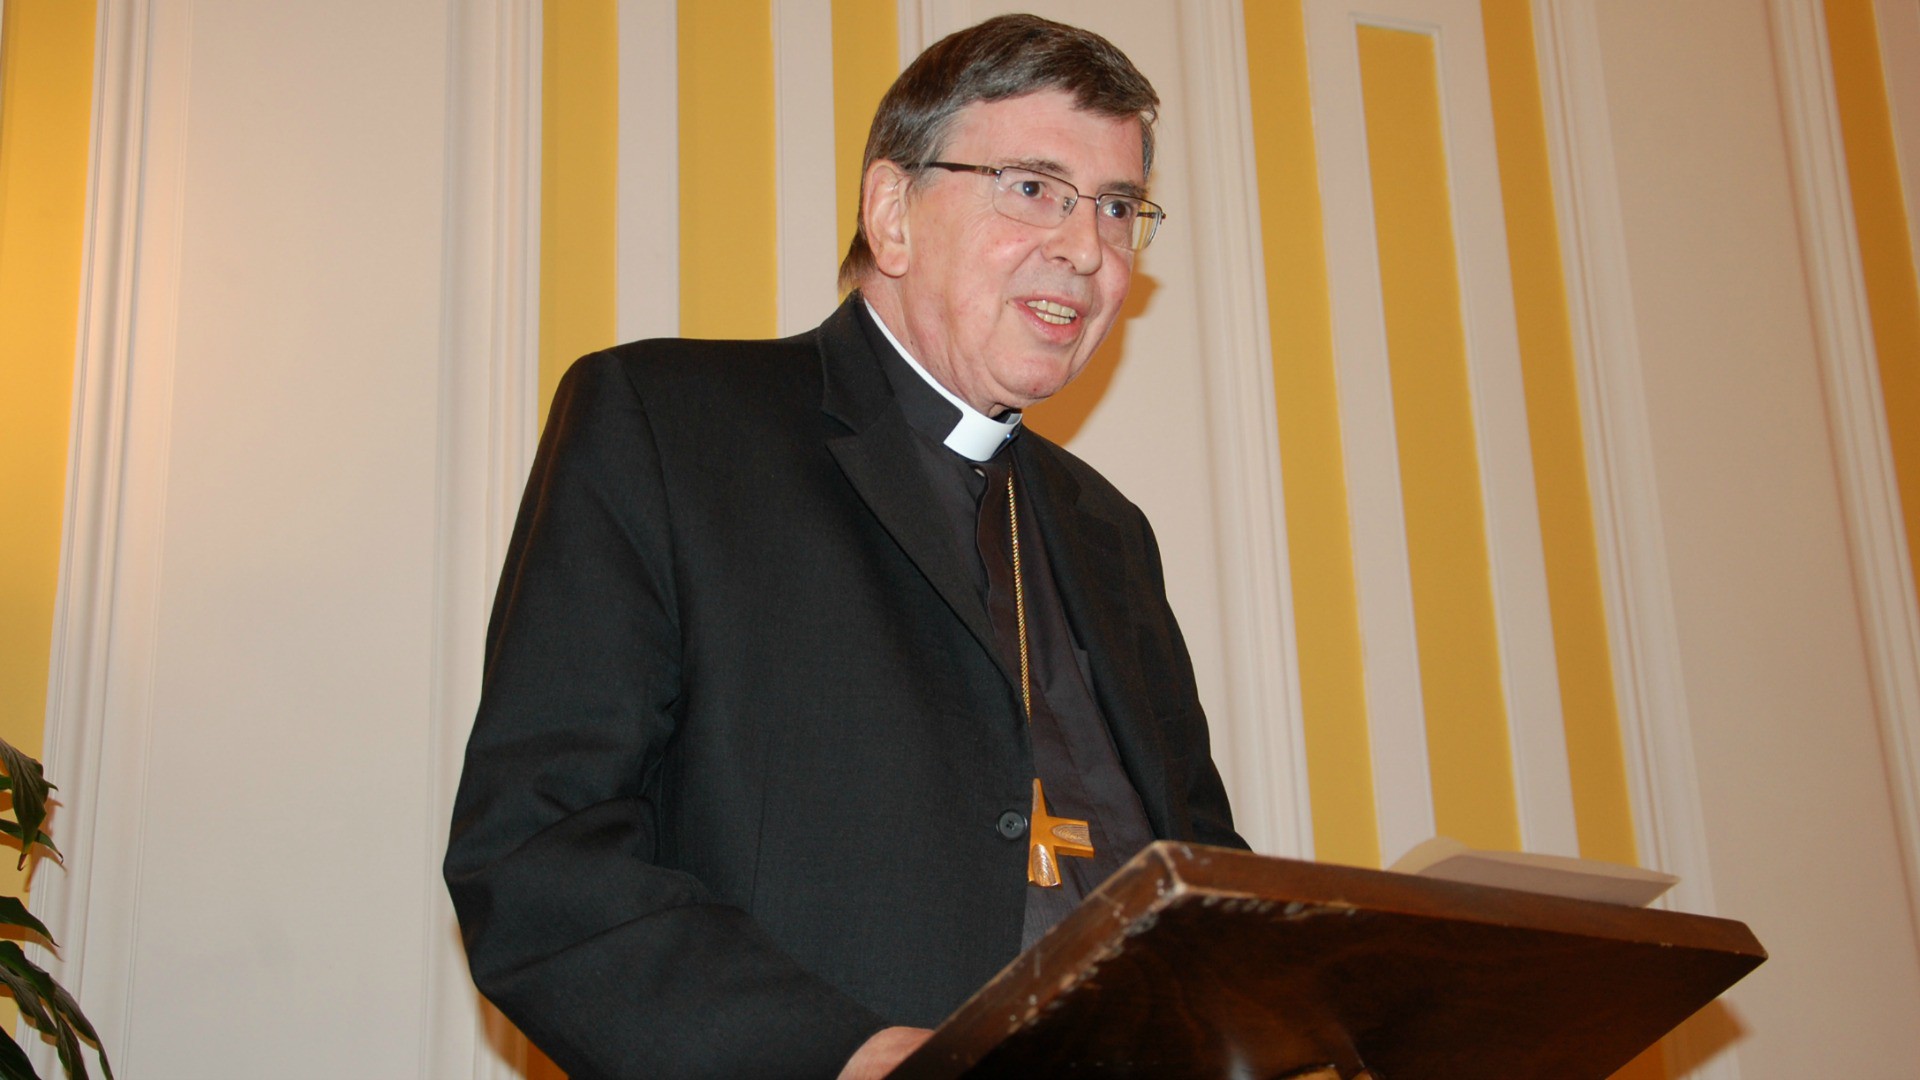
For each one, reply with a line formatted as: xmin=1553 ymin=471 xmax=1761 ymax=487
xmin=586 ymin=329 xmax=821 ymax=390
xmin=540 ymin=330 xmax=830 ymax=456
xmin=547 ymin=330 xmax=825 ymax=426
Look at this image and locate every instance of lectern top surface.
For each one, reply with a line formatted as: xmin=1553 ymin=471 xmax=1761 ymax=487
xmin=891 ymin=842 xmax=1764 ymax=1080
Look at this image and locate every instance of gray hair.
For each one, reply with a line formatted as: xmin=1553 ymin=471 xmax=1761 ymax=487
xmin=837 ymin=14 xmax=1159 ymax=292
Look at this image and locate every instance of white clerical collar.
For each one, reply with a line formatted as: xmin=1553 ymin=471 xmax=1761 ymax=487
xmin=864 ymin=300 xmax=1022 ymax=463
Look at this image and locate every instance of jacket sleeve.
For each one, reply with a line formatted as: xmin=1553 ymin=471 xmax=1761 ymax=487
xmin=443 ymin=353 xmax=886 ymax=1080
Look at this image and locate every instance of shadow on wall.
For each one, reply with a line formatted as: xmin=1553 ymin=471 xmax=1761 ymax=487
xmin=477 ymin=987 xmax=565 ymax=1078
xmin=1025 ymin=271 xmax=1159 ymax=445
xmin=527 ymin=1046 xmax=565 ymax=1079
xmin=1663 ymin=998 xmax=1748 ymax=1077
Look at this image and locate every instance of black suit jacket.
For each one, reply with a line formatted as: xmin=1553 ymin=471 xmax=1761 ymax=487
xmin=444 ymin=299 xmax=1243 ymax=1079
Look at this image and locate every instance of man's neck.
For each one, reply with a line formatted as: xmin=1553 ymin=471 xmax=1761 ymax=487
xmin=859 ymin=295 xmax=1020 ymax=463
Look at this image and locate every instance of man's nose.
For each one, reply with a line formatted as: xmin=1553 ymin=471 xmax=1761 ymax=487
xmin=1044 ymin=199 xmax=1105 ymax=274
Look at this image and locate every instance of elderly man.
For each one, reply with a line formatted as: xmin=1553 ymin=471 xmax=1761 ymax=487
xmin=445 ymin=14 xmax=1244 ymax=1079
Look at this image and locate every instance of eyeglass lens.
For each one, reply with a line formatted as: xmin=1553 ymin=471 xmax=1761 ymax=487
xmin=992 ymin=168 xmax=1160 ymax=251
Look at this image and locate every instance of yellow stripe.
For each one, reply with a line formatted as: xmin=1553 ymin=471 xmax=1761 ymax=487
xmin=0 ymin=0 xmax=97 ymax=1030
xmin=1358 ymin=25 xmax=1519 ymax=852
xmin=1827 ymin=2 xmax=1920 ymax=618
xmin=540 ymin=0 xmax=619 ymax=422
xmin=680 ymin=0 xmax=776 ymax=339
xmin=1246 ymin=3 xmax=1378 ymax=867
xmin=1479 ymin=0 xmax=1638 ymax=868
xmin=831 ymin=0 xmax=897 ymax=279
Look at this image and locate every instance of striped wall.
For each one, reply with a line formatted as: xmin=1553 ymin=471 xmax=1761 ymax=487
xmin=525 ymin=13 xmax=1867 ymax=1080
xmin=520 ymin=7 xmax=1911 ymax=1076
xmin=3 ymin=0 xmax=1916 ymax=1076
xmin=539 ymin=0 xmax=1637 ymax=880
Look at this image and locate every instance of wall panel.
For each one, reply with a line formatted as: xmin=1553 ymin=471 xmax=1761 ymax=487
xmin=1307 ymin=0 xmax=1575 ymax=865
xmin=1586 ymin=1 xmax=1920 ymax=1074
xmin=1359 ymin=22 xmax=1520 ymax=852
xmin=40 ymin=0 xmax=542 ymax=1075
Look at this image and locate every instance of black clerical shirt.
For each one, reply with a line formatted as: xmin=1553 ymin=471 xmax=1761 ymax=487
xmin=856 ymin=302 xmax=1156 ymax=948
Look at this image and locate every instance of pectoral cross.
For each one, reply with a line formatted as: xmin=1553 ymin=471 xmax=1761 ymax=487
xmin=1027 ymin=777 xmax=1095 ymax=887
xmin=996 ymin=468 xmax=1097 ymax=888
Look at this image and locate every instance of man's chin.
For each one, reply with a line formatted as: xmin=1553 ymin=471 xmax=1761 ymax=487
xmin=997 ymin=359 xmax=1089 ymax=410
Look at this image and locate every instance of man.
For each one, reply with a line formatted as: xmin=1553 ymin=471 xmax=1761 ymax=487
xmin=445 ymin=15 xmax=1244 ymax=1079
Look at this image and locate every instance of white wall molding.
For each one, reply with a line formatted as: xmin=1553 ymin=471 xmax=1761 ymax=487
xmin=617 ymin=0 xmax=677 ymax=342
xmin=425 ymin=3 xmax=543 ymax=1077
xmin=1768 ymin=0 xmax=1920 ymax=957
xmin=773 ymin=0 xmax=843 ymax=334
xmin=30 ymin=0 xmax=191 ymax=1072
xmin=1176 ymin=0 xmax=1313 ymax=859
xmin=1533 ymin=1 xmax=1731 ymax=1075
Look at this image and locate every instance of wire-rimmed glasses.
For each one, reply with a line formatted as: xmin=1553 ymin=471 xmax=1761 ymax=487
xmin=911 ymin=161 xmax=1166 ymax=252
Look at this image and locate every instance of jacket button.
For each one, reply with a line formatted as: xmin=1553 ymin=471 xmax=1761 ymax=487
xmin=997 ymin=810 xmax=1028 ymax=840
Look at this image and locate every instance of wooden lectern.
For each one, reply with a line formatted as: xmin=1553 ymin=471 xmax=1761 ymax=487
xmin=891 ymin=842 xmax=1764 ymax=1079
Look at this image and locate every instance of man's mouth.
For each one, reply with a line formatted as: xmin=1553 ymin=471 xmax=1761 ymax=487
xmin=1024 ymin=299 xmax=1080 ymax=326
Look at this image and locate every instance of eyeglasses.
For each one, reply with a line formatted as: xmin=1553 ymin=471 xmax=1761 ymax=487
xmin=910 ymin=161 xmax=1166 ymax=252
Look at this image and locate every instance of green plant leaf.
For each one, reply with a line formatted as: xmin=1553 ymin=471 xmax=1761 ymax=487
xmin=0 ymin=821 xmax=60 ymax=863
xmin=0 ymin=958 xmax=59 ymax=1037
xmin=0 ymin=899 xmax=53 ymax=945
xmin=48 ymin=1018 xmax=82 ymax=1080
xmin=47 ymin=985 xmax=108 ymax=1080
xmin=0 ymin=1028 xmax=39 ymax=1080
xmin=0 ymin=743 xmax=51 ymax=873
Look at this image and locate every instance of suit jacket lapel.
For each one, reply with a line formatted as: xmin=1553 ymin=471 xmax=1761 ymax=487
xmin=1014 ymin=437 xmax=1179 ymax=839
xmin=816 ymin=302 xmax=1017 ymax=694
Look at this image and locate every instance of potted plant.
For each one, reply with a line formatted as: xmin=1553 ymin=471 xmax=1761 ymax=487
xmin=0 ymin=739 xmax=110 ymax=1079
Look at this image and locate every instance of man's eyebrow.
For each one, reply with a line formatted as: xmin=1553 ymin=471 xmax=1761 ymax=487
xmin=1002 ymin=157 xmax=1149 ymax=199
xmin=1003 ymin=156 xmax=1071 ymax=176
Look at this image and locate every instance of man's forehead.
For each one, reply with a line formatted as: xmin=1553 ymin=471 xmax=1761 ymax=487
xmin=943 ymin=92 xmax=1147 ymax=192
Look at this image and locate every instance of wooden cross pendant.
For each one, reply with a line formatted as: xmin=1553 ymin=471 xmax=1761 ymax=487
xmin=1027 ymin=777 xmax=1095 ymax=887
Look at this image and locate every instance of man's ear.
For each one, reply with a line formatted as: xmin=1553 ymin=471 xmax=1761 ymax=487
xmin=863 ymin=161 xmax=912 ymax=278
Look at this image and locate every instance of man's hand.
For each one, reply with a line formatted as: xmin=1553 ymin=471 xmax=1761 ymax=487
xmin=837 ymin=1026 xmax=934 ymax=1080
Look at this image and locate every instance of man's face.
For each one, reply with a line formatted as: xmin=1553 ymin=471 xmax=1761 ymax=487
xmin=887 ymin=90 xmax=1145 ymax=416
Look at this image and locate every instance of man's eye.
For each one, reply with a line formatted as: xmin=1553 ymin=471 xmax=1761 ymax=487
xmin=1013 ymin=179 xmax=1050 ymax=200
xmin=1101 ymin=199 xmax=1138 ymax=222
